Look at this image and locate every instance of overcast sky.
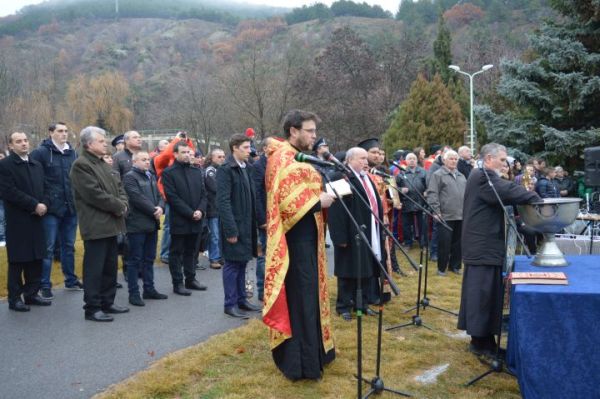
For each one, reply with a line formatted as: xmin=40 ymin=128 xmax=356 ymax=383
xmin=0 ymin=0 xmax=400 ymax=18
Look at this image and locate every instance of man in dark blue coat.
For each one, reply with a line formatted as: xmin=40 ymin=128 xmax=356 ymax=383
xmin=30 ymin=122 xmax=82 ymax=300
xmin=217 ymin=133 xmax=260 ymax=318
xmin=123 ymin=151 xmax=168 ymax=306
xmin=162 ymin=141 xmax=208 ymax=296
xmin=0 ymin=132 xmax=51 ymax=311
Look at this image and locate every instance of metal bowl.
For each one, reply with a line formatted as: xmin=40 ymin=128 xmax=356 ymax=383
xmin=517 ymin=197 xmax=582 ymax=266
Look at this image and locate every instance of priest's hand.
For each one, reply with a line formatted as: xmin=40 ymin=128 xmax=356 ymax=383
xmin=320 ymin=192 xmax=335 ymax=209
xmin=227 ymin=236 xmax=238 ymax=244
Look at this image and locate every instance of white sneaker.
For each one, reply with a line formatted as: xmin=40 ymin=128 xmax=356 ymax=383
xmin=0 ymin=241 xmax=5 ymax=247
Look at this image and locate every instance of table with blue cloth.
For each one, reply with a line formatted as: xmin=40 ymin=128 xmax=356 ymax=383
xmin=507 ymin=255 xmax=600 ymax=399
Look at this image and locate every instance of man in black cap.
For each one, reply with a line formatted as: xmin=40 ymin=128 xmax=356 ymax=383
xmin=111 ymin=135 xmax=125 ymax=152
xmin=357 ymin=138 xmax=381 ymax=170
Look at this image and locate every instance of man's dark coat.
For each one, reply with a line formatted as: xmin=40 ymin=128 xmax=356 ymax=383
xmin=162 ymin=160 xmax=207 ymax=235
xmin=216 ymin=156 xmax=257 ymax=263
xmin=29 ymin=138 xmax=77 ymax=217
xmin=0 ymin=152 xmax=46 ymax=262
xmin=123 ymin=167 xmax=164 ymax=233
xmin=328 ymin=172 xmax=385 ymax=278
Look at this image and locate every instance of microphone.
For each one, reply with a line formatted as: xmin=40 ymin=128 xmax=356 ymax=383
xmin=370 ymin=168 xmax=393 ymax=179
xmin=322 ymin=151 xmax=351 ymax=172
xmin=294 ymin=152 xmax=334 ymax=168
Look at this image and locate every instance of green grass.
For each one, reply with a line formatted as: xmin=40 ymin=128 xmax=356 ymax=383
xmin=95 ymin=248 xmax=520 ymax=399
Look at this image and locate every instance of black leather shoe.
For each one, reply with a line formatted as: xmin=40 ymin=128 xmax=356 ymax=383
xmin=339 ymin=312 xmax=352 ymax=321
xmin=365 ymin=308 xmax=378 ymax=316
xmin=238 ymin=301 xmax=262 ymax=312
xmin=9 ymin=300 xmax=30 ymax=312
xmin=24 ymin=295 xmax=52 ymax=306
xmin=143 ymin=290 xmax=168 ymax=300
xmin=85 ymin=311 xmax=114 ymax=322
xmin=185 ymin=280 xmax=207 ymax=291
xmin=102 ymin=304 xmax=130 ymax=314
xmin=224 ymin=306 xmax=249 ymax=319
xmin=173 ymin=284 xmax=192 ymax=296
xmin=129 ymin=295 xmax=145 ymax=307
xmin=115 ymin=282 xmax=123 ymax=289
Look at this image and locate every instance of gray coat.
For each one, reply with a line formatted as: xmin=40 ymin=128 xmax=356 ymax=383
xmin=112 ymin=148 xmax=133 ymax=178
xmin=70 ymin=150 xmax=128 ymax=241
xmin=426 ymin=166 xmax=467 ymax=221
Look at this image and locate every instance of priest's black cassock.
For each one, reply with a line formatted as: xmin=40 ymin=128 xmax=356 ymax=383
xmin=272 ymin=202 xmax=335 ymax=380
xmin=458 ymin=168 xmax=539 ymax=342
xmin=328 ymin=171 xmax=385 ymax=314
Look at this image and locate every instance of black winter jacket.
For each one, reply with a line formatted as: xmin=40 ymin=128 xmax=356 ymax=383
xmin=123 ymin=167 xmax=164 ymax=233
xmin=204 ymin=165 xmax=218 ymax=218
xmin=29 ymin=138 xmax=77 ymax=217
xmin=216 ymin=156 xmax=257 ymax=262
xmin=252 ymin=154 xmax=268 ymax=227
xmin=396 ymin=166 xmax=427 ymax=213
xmin=162 ymin=161 xmax=207 ymax=235
xmin=462 ymin=168 xmax=540 ymax=266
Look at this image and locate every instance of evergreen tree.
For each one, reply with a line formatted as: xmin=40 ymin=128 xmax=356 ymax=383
xmin=479 ymin=0 xmax=600 ymax=166
xmin=430 ymin=15 xmax=470 ymax=119
xmin=382 ymin=74 xmax=466 ymax=153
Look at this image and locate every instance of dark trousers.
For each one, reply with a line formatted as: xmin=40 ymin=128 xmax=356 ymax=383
xmin=336 ymin=277 xmax=371 ymax=314
xmin=222 ymin=260 xmax=247 ymax=308
xmin=7 ymin=260 xmax=42 ymax=303
xmin=83 ymin=237 xmax=118 ymax=313
xmin=125 ymin=231 xmax=158 ymax=295
xmin=402 ymin=211 xmax=424 ymax=246
xmin=168 ymin=233 xmax=198 ymax=285
xmin=437 ymin=220 xmax=462 ymax=272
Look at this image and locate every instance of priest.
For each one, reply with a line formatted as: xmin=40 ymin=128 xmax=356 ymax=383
xmin=263 ymin=109 xmax=336 ymax=380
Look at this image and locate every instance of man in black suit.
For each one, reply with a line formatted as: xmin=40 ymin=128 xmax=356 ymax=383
xmin=162 ymin=141 xmax=208 ymax=296
xmin=327 ymin=147 xmax=383 ymax=321
xmin=122 ymin=151 xmax=168 ymax=306
xmin=0 ymin=132 xmax=51 ymax=311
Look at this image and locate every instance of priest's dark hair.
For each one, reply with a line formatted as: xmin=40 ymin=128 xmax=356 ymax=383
xmin=282 ymin=109 xmax=321 ymax=138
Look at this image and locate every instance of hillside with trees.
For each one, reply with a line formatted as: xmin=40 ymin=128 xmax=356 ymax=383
xmin=2 ymin=0 xmax=593 ymax=169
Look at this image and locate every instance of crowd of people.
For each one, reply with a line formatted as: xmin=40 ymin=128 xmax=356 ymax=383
xmin=0 ymin=111 xmax=591 ymax=380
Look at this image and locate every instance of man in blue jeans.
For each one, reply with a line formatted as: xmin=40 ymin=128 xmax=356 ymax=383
xmin=252 ymin=138 xmax=275 ymax=302
xmin=30 ymin=122 xmax=82 ymax=300
xmin=204 ymin=149 xmax=226 ymax=269
xmin=217 ymin=134 xmax=260 ymax=318
xmin=122 ymin=151 xmax=168 ymax=305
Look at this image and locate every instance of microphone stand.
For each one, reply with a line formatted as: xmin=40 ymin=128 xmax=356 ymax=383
xmin=383 ymin=178 xmax=457 ymax=337
xmin=321 ymin=169 xmax=411 ymax=398
xmin=465 ymin=167 xmax=531 ymax=387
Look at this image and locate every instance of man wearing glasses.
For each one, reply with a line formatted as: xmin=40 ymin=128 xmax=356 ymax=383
xmin=31 ymin=122 xmax=83 ymax=300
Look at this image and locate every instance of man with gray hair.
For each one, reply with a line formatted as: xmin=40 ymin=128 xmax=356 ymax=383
xmin=70 ymin=126 xmax=130 ymax=322
xmin=427 ymin=150 xmax=467 ymax=275
xmin=458 ymin=143 xmax=540 ymax=357
xmin=457 ymin=146 xmax=474 ymax=178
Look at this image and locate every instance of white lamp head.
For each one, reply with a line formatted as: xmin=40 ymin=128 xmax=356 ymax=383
xmin=482 ymin=64 xmax=494 ymax=71
xmin=448 ymin=65 xmax=460 ymax=72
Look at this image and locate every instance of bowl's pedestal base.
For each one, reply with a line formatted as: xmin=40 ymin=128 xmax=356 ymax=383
xmin=532 ymin=234 xmax=569 ymax=267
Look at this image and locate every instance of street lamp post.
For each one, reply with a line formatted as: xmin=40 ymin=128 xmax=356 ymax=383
xmin=448 ymin=64 xmax=493 ymax=154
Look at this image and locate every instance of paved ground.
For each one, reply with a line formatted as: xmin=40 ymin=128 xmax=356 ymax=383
xmin=0 ymin=244 xmax=336 ymax=399
xmin=0 ymin=259 xmax=258 ymax=399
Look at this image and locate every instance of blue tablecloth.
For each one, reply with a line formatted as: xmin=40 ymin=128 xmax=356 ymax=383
xmin=507 ymin=255 xmax=600 ymax=399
